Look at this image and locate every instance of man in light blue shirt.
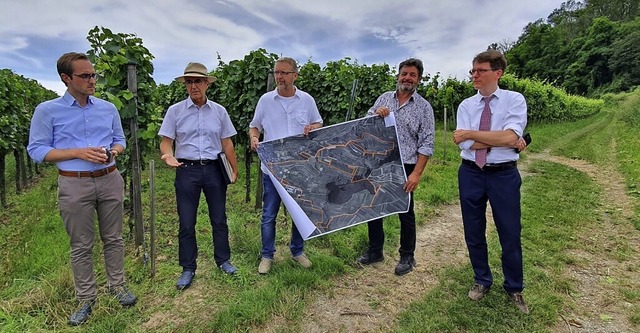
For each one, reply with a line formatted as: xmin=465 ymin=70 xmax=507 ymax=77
xmin=249 ymin=57 xmax=323 ymax=274
xmin=27 ymin=52 xmax=136 ymax=326
xmin=159 ymin=62 xmax=239 ymax=289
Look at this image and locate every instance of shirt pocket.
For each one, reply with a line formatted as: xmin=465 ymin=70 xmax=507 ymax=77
xmin=294 ymin=109 xmax=309 ymax=125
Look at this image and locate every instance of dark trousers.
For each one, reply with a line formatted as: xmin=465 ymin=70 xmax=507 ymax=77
xmin=458 ymin=162 xmax=524 ymax=293
xmin=175 ymin=163 xmax=230 ymax=271
xmin=366 ymin=164 xmax=416 ymax=257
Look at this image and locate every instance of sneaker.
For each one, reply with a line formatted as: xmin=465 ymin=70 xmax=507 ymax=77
xmin=109 ymin=285 xmax=137 ymax=306
xmin=394 ymin=256 xmax=416 ymax=276
xmin=468 ymin=283 xmax=490 ymax=301
xmin=68 ymin=300 xmax=94 ymax=326
xmin=356 ymin=252 xmax=384 ymax=265
xmin=176 ymin=270 xmax=195 ymax=290
xmin=258 ymin=258 xmax=272 ymax=274
xmin=292 ymin=254 xmax=312 ymax=268
xmin=507 ymin=291 xmax=530 ymax=314
xmin=219 ymin=261 xmax=238 ymax=275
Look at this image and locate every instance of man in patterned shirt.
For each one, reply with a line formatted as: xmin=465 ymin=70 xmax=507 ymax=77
xmin=356 ymin=58 xmax=435 ymax=275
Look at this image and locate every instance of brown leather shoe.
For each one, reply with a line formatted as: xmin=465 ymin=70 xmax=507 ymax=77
xmin=507 ymin=292 xmax=530 ymax=314
xmin=468 ymin=283 xmax=490 ymax=301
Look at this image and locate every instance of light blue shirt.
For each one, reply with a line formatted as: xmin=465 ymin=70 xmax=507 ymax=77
xmin=27 ymin=91 xmax=126 ymax=171
xmin=456 ymin=88 xmax=528 ymax=163
xmin=158 ymin=98 xmax=237 ymax=160
xmin=249 ymin=87 xmax=322 ymax=142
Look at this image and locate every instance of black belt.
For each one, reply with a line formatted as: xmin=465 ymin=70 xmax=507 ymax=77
xmin=461 ymin=159 xmax=517 ymax=172
xmin=177 ymin=159 xmax=217 ymax=166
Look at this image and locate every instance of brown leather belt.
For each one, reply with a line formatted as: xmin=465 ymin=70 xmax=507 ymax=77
xmin=58 ymin=165 xmax=117 ymax=178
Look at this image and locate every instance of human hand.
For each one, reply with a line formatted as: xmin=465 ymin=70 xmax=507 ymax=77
xmin=514 ymin=137 xmax=527 ymax=152
xmin=403 ymin=172 xmax=421 ymax=193
xmin=375 ymin=107 xmax=390 ymax=117
xmin=303 ymin=124 xmax=317 ymax=136
xmin=161 ymin=154 xmax=182 ymax=168
xmin=77 ymin=147 xmax=109 ymax=164
xmin=453 ymin=129 xmax=471 ymax=144
xmin=250 ymin=136 xmax=259 ymax=151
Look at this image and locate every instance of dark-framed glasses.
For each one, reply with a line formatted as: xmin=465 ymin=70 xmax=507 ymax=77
xmin=184 ymin=78 xmax=207 ymax=85
xmin=73 ymin=73 xmax=99 ymax=82
xmin=274 ymin=71 xmax=295 ymax=76
xmin=468 ymin=68 xmax=494 ymax=75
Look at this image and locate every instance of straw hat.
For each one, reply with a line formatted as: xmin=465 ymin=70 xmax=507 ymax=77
xmin=175 ymin=62 xmax=216 ymax=83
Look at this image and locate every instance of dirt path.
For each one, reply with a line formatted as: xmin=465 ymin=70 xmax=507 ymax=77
xmin=528 ymin=151 xmax=639 ymax=333
xmin=259 ymin=150 xmax=639 ymax=333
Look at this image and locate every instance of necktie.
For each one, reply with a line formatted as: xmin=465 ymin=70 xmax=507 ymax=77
xmin=475 ymin=95 xmax=494 ymax=168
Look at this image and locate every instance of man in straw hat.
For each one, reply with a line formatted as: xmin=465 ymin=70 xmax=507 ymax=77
xmin=159 ymin=62 xmax=239 ymax=290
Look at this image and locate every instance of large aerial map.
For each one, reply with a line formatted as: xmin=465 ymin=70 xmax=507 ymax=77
xmin=257 ymin=115 xmax=410 ymax=239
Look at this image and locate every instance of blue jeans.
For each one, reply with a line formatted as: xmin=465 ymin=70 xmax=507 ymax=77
xmin=260 ymin=174 xmax=305 ymax=259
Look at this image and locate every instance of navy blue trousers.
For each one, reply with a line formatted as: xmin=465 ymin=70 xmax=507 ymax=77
xmin=175 ymin=163 xmax=230 ymax=271
xmin=366 ymin=164 xmax=416 ymax=257
xmin=458 ymin=162 xmax=524 ymax=293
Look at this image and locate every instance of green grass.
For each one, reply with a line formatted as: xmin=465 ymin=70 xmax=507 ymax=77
xmin=1 ymin=89 xmax=640 ymax=332
xmin=395 ymin=161 xmax=600 ymax=333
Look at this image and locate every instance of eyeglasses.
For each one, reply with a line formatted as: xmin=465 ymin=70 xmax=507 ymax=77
xmin=73 ymin=73 xmax=99 ymax=82
xmin=468 ymin=69 xmax=494 ymax=75
xmin=274 ymin=71 xmax=295 ymax=76
xmin=184 ymin=78 xmax=208 ymax=85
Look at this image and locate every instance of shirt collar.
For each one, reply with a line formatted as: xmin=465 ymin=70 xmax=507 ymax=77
xmin=272 ymin=86 xmax=299 ymax=100
xmin=186 ymin=97 xmax=209 ymax=109
xmin=475 ymin=87 xmax=503 ymax=104
xmin=62 ymin=90 xmax=95 ymax=108
xmin=394 ymin=90 xmax=418 ymax=101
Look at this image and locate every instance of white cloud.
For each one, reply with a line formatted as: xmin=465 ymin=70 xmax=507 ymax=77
xmin=0 ymin=0 xmax=564 ymax=93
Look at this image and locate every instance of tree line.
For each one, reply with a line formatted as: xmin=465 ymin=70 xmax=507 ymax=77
xmin=504 ymin=0 xmax=640 ymax=96
xmin=1 ymin=18 xmax=609 ymax=209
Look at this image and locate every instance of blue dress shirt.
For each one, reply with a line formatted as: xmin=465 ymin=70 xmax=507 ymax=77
xmin=27 ymin=91 xmax=126 ymax=171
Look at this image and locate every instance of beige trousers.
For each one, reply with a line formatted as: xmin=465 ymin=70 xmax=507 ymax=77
xmin=57 ymin=170 xmax=126 ymax=301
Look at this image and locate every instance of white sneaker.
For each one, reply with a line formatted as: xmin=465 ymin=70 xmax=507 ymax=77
xmin=292 ymin=254 xmax=312 ymax=268
xmin=258 ymin=258 xmax=272 ymax=274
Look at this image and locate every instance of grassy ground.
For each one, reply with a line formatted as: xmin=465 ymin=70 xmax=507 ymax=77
xmin=0 ymin=90 xmax=638 ymax=332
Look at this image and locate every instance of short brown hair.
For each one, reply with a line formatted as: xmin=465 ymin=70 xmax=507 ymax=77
xmin=473 ymin=50 xmax=507 ymax=72
xmin=57 ymin=52 xmax=89 ymax=85
xmin=275 ymin=57 xmax=299 ymax=73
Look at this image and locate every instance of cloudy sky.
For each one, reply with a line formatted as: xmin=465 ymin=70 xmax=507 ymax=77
xmin=1 ymin=0 xmax=564 ymax=95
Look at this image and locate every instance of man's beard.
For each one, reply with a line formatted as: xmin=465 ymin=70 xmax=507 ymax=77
xmin=397 ymin=82 xmax=417 ymax=93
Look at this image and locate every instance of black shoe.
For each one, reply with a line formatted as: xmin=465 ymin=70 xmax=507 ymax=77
xmin=68 ymin=300 xmax=94 ymax=326
xmin=356 ymin=252 xmax=384 ymax=265
xmin=176 ymin=271 xmax=195 ymax=290
xmin=394 ymin=256 xmax=416 ymax=275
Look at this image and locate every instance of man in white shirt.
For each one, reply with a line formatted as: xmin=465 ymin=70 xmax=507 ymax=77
xmin=453 ymin=50 xmax=529 ymax=314
xmin=249 ymin=57 xmax=323 ymax=275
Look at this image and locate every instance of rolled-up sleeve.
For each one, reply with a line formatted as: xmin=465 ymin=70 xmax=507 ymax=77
xmin=27 ymin=104 xmax=54 ymax=163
